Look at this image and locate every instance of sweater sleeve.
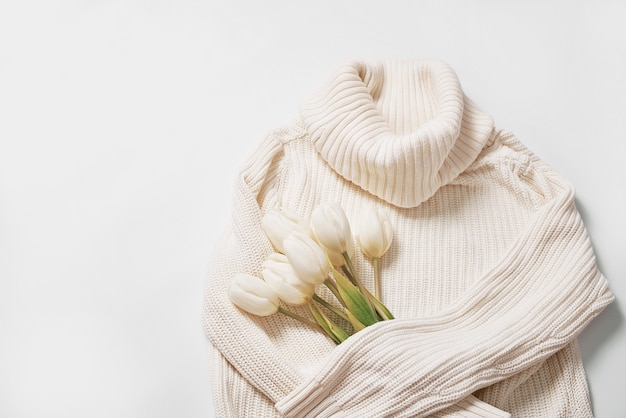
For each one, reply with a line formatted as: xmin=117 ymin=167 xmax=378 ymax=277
xmin=203 ymin=133 xmax=306 ymax=406
xmin=274 ymin=184 xmax=614 ymax=417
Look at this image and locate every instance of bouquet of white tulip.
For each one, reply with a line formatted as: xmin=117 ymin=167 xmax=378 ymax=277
xmin=228 ymin=202 xmax=395 ymax=344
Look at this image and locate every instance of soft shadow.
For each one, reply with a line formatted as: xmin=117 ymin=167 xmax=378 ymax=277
xmin=578 ymin=299 xmax=623 ymax=364
xmin=573 ymin=196 xmax=623 ymax=362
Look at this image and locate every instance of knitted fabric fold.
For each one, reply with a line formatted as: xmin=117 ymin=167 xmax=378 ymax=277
xmin=203 ymin=59 xmax=613 ymax=417
xmin=299 ymin=59 xmax=495 ymax=208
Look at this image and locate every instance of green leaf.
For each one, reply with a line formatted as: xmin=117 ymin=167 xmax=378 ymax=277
xmin=345 ymin=309 xmax=366 ymax=332
xmin=331 ymin=266 xmax=379 ymax=327
xmin=367 ymin=291 xmax=395 ymax=320
xmin=326 ymin=317 xmax=350 ymax=343
xmin=308 ymin=301 xmax=349 ymax=344
xmin=308 ymin=301 xmax=337 ymax=343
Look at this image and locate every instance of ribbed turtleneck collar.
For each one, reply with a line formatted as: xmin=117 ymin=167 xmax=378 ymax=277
xmin=299 ymin=59 xmax=495 ymax=208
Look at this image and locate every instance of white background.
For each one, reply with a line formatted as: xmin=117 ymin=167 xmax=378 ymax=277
xmin=1 ymin=1 xmax=625 ymax=417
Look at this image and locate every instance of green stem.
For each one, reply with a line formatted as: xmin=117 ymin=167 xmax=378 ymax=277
xmin=277 ymin=306 xmax=324 ymax=332
xmin=363 ymin=286 xmax=394 ymax=320
xmin=324 ymin=278 xmax=346 ymax=307
xmin=313 ymin=293 xmax=350 ymax=322
xmin=342 ymin=251 xmax=375 ymax=312
xmin=373 ymin=257 xmax=381 ymax=300
xmin=342 ymin=251 xmax=359 ymax=283
xmin=307 ymin=301 xmax=350 ymax=344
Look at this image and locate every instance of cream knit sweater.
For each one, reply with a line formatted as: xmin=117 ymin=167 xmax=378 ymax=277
xmin=203 ymin=60 xmax=614 ymax=417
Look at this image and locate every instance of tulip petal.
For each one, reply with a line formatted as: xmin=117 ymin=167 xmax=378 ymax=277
xmin=262 ymin=208 xmax=312 ymax=253
xmin=311 ymin=202 xmax=353 ymax=256
xmin=284 ymin=231 xmax=330 ymax=285
xmin=358 ymin=206 xmax=393 ymax=258
xmin=228 ymin=273 xmax=279 ymax=316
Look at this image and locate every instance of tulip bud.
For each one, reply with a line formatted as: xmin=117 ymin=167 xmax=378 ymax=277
xmin=311 ymin=202 xmax=353 ymax=258
xmin=357 ymin=206 xmax=393 ymax=259
xmin=326 ymin=238 xmax=354 ymax=266
xmin=283 ymin=231 xmax=330 ymax=285
xmin=261 ymin=208 xmax=313 ymax=253
xmin=228 ymin=273 xmax=280 ymax=316
xmin=262 ymin=253 xmax=314 ymax=305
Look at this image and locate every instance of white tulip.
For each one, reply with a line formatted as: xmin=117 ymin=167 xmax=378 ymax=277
xmin=283 ymin=231 xmax=330 ymax=285
xmin=262 ymin=253 xmax=314 ymax=305
xmin=311 ymin=202 xmax=353 ymax=257
xmin=325 ymin=238 xmax=354 ymax=266
xmin=228 ymin=273 xmax=279 ymax=316
xmin=357 ymin=206 xmax=393 ymax=259
xmin=261 ymin=207 xmax=312 ymax=253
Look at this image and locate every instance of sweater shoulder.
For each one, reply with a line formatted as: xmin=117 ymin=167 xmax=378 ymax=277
xmin=455 ymin=129 xmax=574 ymax=207
xmin=236 ymin=119 xmax=306 ymax=210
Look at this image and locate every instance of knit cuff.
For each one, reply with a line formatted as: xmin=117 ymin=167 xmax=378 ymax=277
xmin=275 ymin=378 xmax=344 ymax=417
xmin=454 ymin=395 xmax=510 ymax=418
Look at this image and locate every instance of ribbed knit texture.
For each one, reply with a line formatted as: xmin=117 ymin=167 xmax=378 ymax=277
xmin=203 ymin=60 xmax=613 ymax=417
